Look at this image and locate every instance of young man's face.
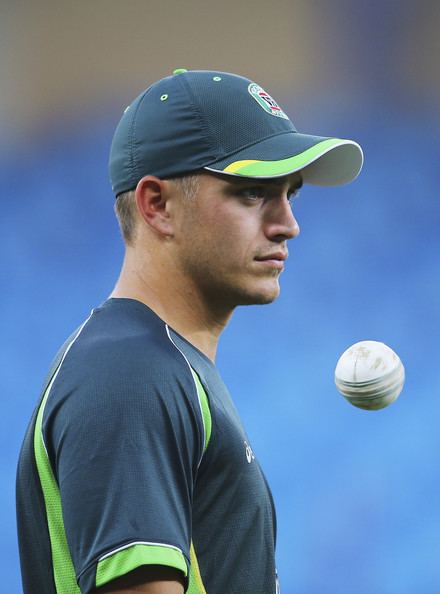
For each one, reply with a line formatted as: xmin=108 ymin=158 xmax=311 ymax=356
xmin=171 ymin=171 xmax=301 ymax=310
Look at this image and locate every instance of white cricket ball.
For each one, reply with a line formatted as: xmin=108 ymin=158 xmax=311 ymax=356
xmin=334 ymin=340 xmax=405 ymax=410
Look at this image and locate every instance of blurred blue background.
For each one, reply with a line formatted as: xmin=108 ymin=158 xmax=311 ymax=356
xmin=2 ymin=1 xmax=440 ymax=592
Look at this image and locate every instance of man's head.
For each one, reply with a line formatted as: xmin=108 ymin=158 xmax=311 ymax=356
xmin=109 ymin=69 xmax=363 ymax=309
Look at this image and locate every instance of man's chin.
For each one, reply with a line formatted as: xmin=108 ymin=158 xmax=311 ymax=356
xmin=201 ymin=278 xmax=281 ymax=308
xmin=236 ymin=282 xmax=281 ymax=306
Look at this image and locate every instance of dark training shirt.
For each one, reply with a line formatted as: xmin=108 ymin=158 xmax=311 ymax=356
xmin=16 ymin=298 xmax=279 ymax=594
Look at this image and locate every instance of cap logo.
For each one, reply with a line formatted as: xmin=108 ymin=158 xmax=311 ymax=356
xmin=248 ymin=83 xmax=289 ymax=119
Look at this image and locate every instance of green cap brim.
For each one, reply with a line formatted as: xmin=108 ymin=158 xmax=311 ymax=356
xmin=205 ymin=137 xmax=363 ymax=186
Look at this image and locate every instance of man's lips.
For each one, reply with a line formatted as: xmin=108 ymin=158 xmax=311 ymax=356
xmin=254 ymin=251 xmax=288 ymax=270
xmin=254 ymin=251 xmax=288 ymax=262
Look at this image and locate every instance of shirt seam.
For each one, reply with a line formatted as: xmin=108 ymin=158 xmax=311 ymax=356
xmin=164 ymin=324 xmax=208 ymax=467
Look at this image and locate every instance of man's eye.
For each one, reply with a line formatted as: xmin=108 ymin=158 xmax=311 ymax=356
xmin=237 ymin=186 xmax=300 ymax=204
xmin=240 ymin=188 xmax=265 ymax=200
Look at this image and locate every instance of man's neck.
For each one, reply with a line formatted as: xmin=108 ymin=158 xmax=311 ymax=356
xmin=110 ymin=252 xmax=232 ymax=362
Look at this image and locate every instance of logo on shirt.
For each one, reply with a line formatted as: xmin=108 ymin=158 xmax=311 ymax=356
xmin=248 ymin=83 xmax=289 ymax=119
xmin=244 ymin=441 xmax=255 ymax=464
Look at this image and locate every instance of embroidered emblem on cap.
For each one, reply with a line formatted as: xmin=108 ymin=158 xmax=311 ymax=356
xmin=248 ymin=83 xmax=289 ymax=120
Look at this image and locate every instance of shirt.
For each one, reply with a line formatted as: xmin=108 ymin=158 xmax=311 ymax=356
xmin=16 ymin=298 xmax=278 ymax=594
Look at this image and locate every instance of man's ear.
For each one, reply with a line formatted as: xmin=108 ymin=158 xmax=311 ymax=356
xmin=135 ymin=175 xmax=174 ymax=237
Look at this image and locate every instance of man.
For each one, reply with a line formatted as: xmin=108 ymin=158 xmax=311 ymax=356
xmin=16 ymin=69 xmax=363 ymax=594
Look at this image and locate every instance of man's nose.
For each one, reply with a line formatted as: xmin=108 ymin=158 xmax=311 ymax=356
xmin=264 ymin=196 xmax=300 ymax=241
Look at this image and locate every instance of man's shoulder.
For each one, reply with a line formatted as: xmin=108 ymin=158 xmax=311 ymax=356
xmin=38 ymin=299 xmax=203 ymax=440
xmin=50 ymin=299 xmax=192 ymax=390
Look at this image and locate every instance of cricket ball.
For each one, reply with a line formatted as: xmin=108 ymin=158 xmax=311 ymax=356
xmin=335 ymin=340 xmax=405 ymax=410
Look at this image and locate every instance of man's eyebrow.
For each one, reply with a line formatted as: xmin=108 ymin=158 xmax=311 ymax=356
xmin=226 ymin=176 xmax=303 ymax=190
xmin=261 ymin=177 xmax=304 ymax=192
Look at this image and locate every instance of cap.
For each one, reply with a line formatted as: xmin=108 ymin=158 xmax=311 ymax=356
xmin=109 ymin=68 xmax=363 ymax=196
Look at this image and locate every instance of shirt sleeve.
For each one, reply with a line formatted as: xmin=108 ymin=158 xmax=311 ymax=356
xmin=42 ymin=336 xmax=205 ymax=594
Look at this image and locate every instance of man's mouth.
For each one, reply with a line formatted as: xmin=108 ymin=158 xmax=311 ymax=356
xmin=254 ymin=251 xmax=287 ymax=270
xmin=254 ymin=251 xmax=287 ymax=262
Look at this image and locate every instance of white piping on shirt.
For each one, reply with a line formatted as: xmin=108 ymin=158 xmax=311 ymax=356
xmin=99 ymin=540 xmax=184 ymax=561
xmin=40 ymin=310 xmax=95 ymax=457
xmin=165 ymin=324 xmax=206 ymax=468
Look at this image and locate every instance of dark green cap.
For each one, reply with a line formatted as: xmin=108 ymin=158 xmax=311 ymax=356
xmin=109 ymin=69 xmax=363 ymax=195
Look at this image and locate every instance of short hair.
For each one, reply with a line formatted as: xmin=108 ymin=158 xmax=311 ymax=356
xmin=114 ymin=173 xmax=201 ymax=245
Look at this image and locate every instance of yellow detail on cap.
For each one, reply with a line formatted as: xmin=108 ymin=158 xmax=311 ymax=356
xmin=223 ymin=159 xmax=259 ymax=173
xmin=173 ymin=68 xmax=188 ymax=75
